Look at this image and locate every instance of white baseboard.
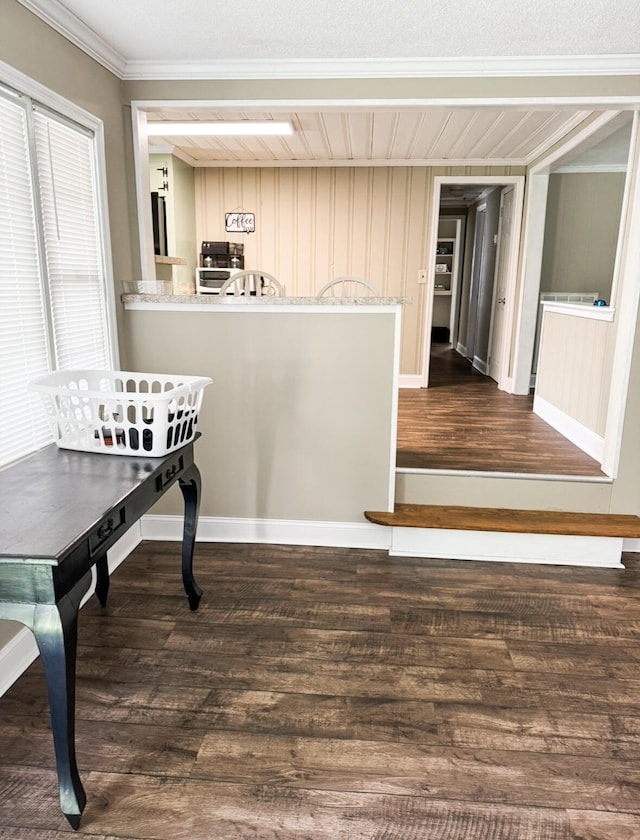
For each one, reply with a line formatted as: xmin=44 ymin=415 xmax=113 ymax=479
xmin=505 ymin=376 xmax=516 ymax=392
xmin=141 ymin=514 xmax=391 ymax=550
xmin=399 ymin=374 xmax=423 ymax=388
xmin=390 ymin=527 xmax=624 ymax=568
xmin=456 ymin=342 xmax=467 ymax=356
xmin=472 ymin=355 xmax=488 ymax=375
xmin=0 ymin=522 xmax=142 ymax=698
xmin=533 ymin=394 xmax=605 ymax=463
xmin=141 ymin=514 xmax=626 ymax=568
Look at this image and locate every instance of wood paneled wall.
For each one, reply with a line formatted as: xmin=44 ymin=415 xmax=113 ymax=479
xmin=195 ymin=166 xmax=518 ymax=375
xmin=536 ymin=310 xmax=615 ymax=436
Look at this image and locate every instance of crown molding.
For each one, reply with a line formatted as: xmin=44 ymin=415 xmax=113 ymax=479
xmin=17 ymin=0 xmax=126 ymax=78
xmin=123 ymin=54 xmax=640 ymax=81
xmin=17 ymin=2 xmax=640 ymax=82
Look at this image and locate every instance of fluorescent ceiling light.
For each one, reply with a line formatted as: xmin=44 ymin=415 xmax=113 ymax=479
xmin=146 ymin=121 xmax=293 ymax=137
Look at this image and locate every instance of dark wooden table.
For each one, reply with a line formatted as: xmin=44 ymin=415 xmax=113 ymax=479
xmin=0 ymin=440 xmax=202 ymax=829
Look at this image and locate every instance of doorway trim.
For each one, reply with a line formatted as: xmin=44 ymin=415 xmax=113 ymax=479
xmin=510 ymin=110 xmax=629 ymax=396
xmin=421 ymin=175 xmax=525 ymax=389
xmin=465 ymin=202 xmax=488 ymax=370
xmin=487 ymin=186 xmax=516 ymax=384
xmin=510 ymin=110 xmax=640 ymax=480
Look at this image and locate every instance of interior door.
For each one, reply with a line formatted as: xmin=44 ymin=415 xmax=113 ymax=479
xmin=488 ymin=186 xmax=514 ymax=384
xmin=465 ymin=205 xmax=487 ymax=361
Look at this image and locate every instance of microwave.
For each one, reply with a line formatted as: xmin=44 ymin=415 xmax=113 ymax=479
xmin=195 ymin=267 xmax=243 ymax=294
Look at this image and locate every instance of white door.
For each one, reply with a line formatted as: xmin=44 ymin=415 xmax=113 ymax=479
xmin=465 ymin=205 xmax=487 ymax=362
xmin=488 ymin=186 xmax=515 ymax=384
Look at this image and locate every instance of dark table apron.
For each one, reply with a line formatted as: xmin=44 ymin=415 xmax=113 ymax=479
xmin=0 ymin=441 xmax=202 ymax=829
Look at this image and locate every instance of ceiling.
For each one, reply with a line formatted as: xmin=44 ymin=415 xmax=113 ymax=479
xmin=144 ymin=106 xmax=595 ymax=167
xmin=20 ymin=0 xmax=640 ymax=69
xmin=20 ymin=1 xmax=640 ymax=170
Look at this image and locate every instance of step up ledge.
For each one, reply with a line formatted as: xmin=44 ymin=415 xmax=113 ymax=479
xmin=365 ymin=504 xmax=640 ymax=539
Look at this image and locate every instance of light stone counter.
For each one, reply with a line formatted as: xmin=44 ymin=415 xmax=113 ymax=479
xmin=122 ymin=294 xmax=411 ymax=307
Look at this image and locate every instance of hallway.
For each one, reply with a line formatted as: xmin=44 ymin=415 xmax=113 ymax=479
xmin=396 ymin=346 xmax=606 ymax=476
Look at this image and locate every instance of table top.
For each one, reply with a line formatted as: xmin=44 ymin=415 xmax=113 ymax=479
xmin=0 ymin=444 xmax=185 ymax=563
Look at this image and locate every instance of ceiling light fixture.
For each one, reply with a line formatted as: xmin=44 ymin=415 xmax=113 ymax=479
xmin=146 ymin=121 xmax=293 ymax=137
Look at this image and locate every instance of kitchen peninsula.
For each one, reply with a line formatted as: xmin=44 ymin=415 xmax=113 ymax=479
xmin=122 ymin=293 xmax=410 ymax=545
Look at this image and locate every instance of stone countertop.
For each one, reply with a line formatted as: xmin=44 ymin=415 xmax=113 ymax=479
xmin=122 ymin=294 xmax=412 ymax=306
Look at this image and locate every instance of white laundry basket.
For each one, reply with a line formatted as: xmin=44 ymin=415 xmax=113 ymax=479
xmin=29 ymin=370 xmax=212 ymax=457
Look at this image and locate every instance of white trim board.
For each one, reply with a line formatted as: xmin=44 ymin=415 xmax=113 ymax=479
xmin=124 ymin=56 xmax=640 ymax=82
xmin=390 ymin=526 xmax=624 ymax=568
xmin=399 ymin=374 xmax=424 ymax=388
xmin=395 ymin=466 xmax=612 ymax=482
xmin=141 ymin=514 xmax=629 ymax=568
xmin=533 ymin=394 xmax=605 ymax=464
xmin=141 ymin=515 xmax=391 ymax=550
xmin=0 ymin=523 xmax=142 ymax=698
xmin=473 ymin=356 xmax=488 ymax=375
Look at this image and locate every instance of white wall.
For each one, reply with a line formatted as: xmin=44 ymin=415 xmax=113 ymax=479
xmin=150 ymin=153 xmax=197 ymax=293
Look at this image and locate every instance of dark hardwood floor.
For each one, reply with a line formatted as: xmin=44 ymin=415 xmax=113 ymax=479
xmin=397 ymin=345 xmax=606 ymax=476
xmin=1 ymin=540 xmax=640 ymax=838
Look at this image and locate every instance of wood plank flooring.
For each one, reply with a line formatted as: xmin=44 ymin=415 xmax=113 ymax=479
xmin=397 ymin=345 xmax=606 ymax=476
xmin=1 ymin=540 xmax=640 ymax=838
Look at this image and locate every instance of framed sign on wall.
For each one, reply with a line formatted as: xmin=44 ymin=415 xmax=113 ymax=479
xmin=225 ymin=212 xmax=255 ymax=233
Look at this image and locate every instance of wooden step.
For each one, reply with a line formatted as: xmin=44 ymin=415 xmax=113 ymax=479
xmin=364 ymin=504 xmax=640 ymax=539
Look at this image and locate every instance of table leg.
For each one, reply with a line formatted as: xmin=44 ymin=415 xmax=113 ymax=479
xmin=30 ymin=571 xmax=92 ymax=829
xmin=94 ymin=554 xmax=109 ymax=607
xmin=178 ymin=463 xmax=202 ymax=611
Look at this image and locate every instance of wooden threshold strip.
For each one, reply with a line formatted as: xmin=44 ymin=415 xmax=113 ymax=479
xmin=364 ymin=503 xmax=640 ymax=539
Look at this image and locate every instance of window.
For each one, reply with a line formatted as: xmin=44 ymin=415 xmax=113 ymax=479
xmin=0 ymin=80 xmax=115 ymax=468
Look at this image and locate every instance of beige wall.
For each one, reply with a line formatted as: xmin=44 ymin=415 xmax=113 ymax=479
xmin=196 ymin=166 xmax=519 ymax=375
xmin=541 ymin=172 xmax=626 ymax=301
xmin=123 ymin=76 xmax=640 ymax=105
xmin=396 ymin=470 xmax=615 ymax=512
xmin=124 ymin=307 xmax=398 ymax=522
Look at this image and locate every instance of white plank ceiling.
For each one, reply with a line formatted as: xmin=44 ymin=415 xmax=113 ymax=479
xmin=146 ymin=107 xmax=595 ymax=166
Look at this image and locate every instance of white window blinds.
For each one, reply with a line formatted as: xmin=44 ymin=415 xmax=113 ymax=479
xmin=0 ymin=93 xmax=52 ymax=466
xmin=33 ymin=110 xmax=110 ymax=371
xmin=0 ymin=86 xmax=113 ymax=468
